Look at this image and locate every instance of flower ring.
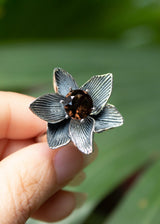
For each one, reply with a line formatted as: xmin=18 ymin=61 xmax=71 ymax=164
xmin=30 ymin=68 xmax=123 ymax=154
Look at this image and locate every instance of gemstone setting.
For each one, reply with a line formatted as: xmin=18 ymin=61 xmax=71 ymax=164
xmin=63 ymin=89 xmax=93 ymax=120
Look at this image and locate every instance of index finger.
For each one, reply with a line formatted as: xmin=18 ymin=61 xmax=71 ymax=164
xmin=0 ymin=92 xmax=46 ymax=139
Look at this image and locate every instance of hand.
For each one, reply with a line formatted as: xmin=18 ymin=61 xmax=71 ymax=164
xmin=0 ymin=92 xmax=97 ymax=224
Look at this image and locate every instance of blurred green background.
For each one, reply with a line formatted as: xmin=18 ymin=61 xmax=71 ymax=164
xmin=0 ymin=1 xmax=160 ymax=224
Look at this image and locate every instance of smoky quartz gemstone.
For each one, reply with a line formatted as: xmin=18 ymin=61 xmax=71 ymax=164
xmin=64 ymin=89 xmax=93 ymax=120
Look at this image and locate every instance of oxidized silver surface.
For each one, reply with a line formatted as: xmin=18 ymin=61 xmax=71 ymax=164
xmin=30 ymin=68 xmax=123 ymax=154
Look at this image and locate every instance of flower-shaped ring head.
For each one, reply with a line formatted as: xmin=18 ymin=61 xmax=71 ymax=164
xmin=30 ymin=68 xmax=123 ymax=154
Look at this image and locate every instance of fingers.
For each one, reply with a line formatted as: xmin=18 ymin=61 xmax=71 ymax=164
xmin=0 ymin=139 xmax=35 ymax=160
xmin=36 ymin=134 xmax=98 ymax=168
xmin=32 ymin=190 xmax=76 ymax=222
xmin=32 ymin=190 xmax=86 ymax=222
xmin=67 ymin=142 xmax=98 ymax=187
xmin=0 ymin=92 xmax=46 ymax=139
xmin=0 ymin=142 xmax=84 ymax=224
xmin=0 ymin=91 xmax=99 ymax=223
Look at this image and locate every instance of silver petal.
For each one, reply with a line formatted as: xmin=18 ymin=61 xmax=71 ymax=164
xmin=93 ymin=104 xmax=123 ymax=133
xmin=69 ymin=116 xmax=95 ymax=154
xmin=81 ymin=74 xmax=113 ymax=115
xmin=47 ymin=120 xmax=70 ymax=149
xmin=30 ymin=93 xmax=66 ymax=124
xmin=53 ymin=68 xmax=78 ymax=96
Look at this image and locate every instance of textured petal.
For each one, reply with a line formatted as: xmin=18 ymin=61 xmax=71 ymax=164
xmin=69 ymin=116 xmax=95 ymax=154
xmin=81 ymin=74 xmax=113 ymax=115
xmin=30 ymin=93 xmax=66 ymax=124
xmin=47 ymin=119 xmax=70 ymax=149
xmin=93 ymin=104 xmax=123 ymax=133
xmin=53 ymin=68 xmax=78 ymax=96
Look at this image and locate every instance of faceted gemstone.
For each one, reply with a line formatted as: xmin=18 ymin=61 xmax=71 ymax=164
xmin=64 ymin=90 xmax=93 ymax=120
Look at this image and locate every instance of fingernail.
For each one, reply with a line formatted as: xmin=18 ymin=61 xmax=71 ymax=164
xmin=75 ymin=192 xmax=87 ymax=208
xmin=54 ymin=145 xmax=84 ymax=185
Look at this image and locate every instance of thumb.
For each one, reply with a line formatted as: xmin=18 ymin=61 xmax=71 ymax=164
xmin=0 ymin=142 xmax=83 ymax=224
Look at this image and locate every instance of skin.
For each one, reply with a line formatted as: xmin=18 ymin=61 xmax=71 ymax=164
xmin=0 ymin=92 xmax=98 ymax=224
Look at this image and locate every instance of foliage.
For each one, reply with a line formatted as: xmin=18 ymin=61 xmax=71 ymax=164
xmin=0 ymin=0 xmax=160 ymax=43
xmin=0 ymin=40 xmax=159 ymax=224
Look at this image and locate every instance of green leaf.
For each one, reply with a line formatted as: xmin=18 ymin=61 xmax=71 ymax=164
xmin=105 ymin=159 xmax=160 ymax=224
xmin=0 ymin=41 xmax=159 ymax=224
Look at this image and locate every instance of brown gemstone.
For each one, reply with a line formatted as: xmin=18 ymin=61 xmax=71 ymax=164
xmin=64 ymin=89 xmax=93 ymax=120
